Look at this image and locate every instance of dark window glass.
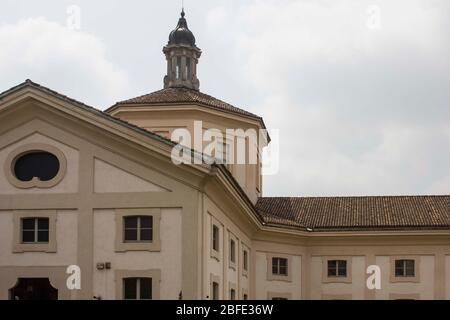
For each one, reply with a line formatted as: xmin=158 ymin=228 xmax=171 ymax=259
xmin=243 ymin=250 xmax=248 ymax=271
xmin=123 ymin=278 xmax=137 ymax=300
xmin=140 ymin=217 xmax=153 ymax=241
xmin=37 ymin=231 xmax=49 ymax=242
xmin=22 ymin=230 xmax=35 ymax=243
xmin=212 ymin=282 xmax=219 ymax=300
xmin=38 ymin=218 xmax=49 ymax=230
xmin=328 ymin=260 xmax=347 ymax=277
xmin=212 ymin=225 xmax=219 ymax=251
xmin=243 ymin=294 xmax=248 ymax=300
xmin=395 ymin=259 xmax=415 ymax=277
xmin=14 ymin=151 xmax=60 ymax=182
xmin=272 ymin=297 xmax=288 ymax=300
xmin=22 ymin=218 xmax=35 ymax=230
xmin=124 ymin=216 xmax=138 ymax=229
xmin=140 ymin=278 xmax=152 ymax=300
xmin=124 ymin=216 xmax=153 ymax=242
xmin=230 ymin=239 xmax=235 ymax=263
xmin=124 ymin=229 xmax=137 ymax=241
xmin=230 ymin=289 xmax=235 ymax=300
xmin=21 ymin=218 xmax=49 ymax=243
xmin=272 ymin=257 xmax=288 ymax=276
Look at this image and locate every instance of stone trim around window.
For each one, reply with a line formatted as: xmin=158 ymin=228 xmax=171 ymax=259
xmin=322 ymin=293 xmax=353 ymax=300
xmin=267 ymin=291 xmax=292 ymax=300
xmin=228 ymin=231 xmax=238 ymax=270
xmin=209 ymin=273 xmax=221 ymax=300
xmin=115 ymin=208 xmax=161 ymax=252
xmin=115 ymin=269 xmax=161 ymax=300
xmin=266 ymin=253 xmax=292 ymax=282
xmin=13 ymin=210 xmax=57 ymax=253
xmin=241 ymin=288 xmax=249 ymax=300
xmin=322 ymin=256 xmax=352 ymax=283
xmin=242 ymin=244 xmax=249 ymax=278
xmin=210 ymin=216 xmax=221 ymax=262
xmin=389 ymin=256 xmax=421 ymax=283
xmin=228 ymin=281 xmax=237 ymax=300
xmin=5 ymin=143 xmax=67 ymax=189
xmin=389 ymin=293 xmax=420 ymax=300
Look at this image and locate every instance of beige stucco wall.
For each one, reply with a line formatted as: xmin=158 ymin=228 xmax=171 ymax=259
xmin=0 ymin=210 xmax=78 ymax=266
xmin=203 ymin=195 xmax=252 ymax=299
xmin=92 ymin=208 xmax=182 ymax=300
xmin=110 ymin=107 xmax=263 ymax=204
xmin=310 ymin=256 xmax=365 ymax=300
xmin=254 ymin=252 xmax=302 ymax=299
xmin=375 ymin=255 xmax=434 ymax=300
xmin=0 ymin=133 xmax=79 ymax=194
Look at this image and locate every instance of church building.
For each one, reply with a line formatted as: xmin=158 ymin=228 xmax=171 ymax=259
xmin=1 ymin=10 xmax=450 ymax=300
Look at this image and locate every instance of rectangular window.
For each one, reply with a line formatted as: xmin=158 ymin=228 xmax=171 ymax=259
xmin=176 ymin=57 xmax=182 ymax=79
xmin=123 ymin=278 xmax=152 ymax=300
xmin=212 ymin=282 xmax=219 ymax=300
xmin=123 ymin=216 xmax=153 ymax=242
xmin=230 ymin=239 xmax=236 ymax=263
xmin=230 ymin=289 xmax=236 ymax=300
xmin=327 ymin=260 xmax=347 ymax=277
xmin=212 ymin=225 xmax=219 ymax=251
xmin=395 ymin=259 xmax=415 ymax=277
xmin=185 ymin=57 xmax=191 ymax=79
xmin=21 ymin=218 xmax=49 ymax=243
xmin=243 ymin=294 xmax=248 ymax=300
xmin=243 ymin=250 xmax=248 ymax=271
xmin=272 ymin=257 xmax=288 ymax=276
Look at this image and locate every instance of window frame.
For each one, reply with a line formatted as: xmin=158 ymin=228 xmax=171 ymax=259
xmin=390 ymin=256 xmax=420 ymax=283
xmin=266 ymin=253 xmax=292 ymax=282
xmin=228 ymin=231 xmax=238 ymax=270
xmin=5 ymin=143 xmax=67 ymax=189
xmin=115 ymin=269 xmax=161 ymax=300
xmin=327 ymin=260 xmax=347 ymax=277
xmin=21 ymin=217 xmax=49 ymax=244
xmin=115 ymin=209 xmax=161 ymax=252
xmin=322 ymin=257 xmax=352 ymax=283
xmin=123 ymin=215 xmax=153 ymax=243
xmin=122 ymin=277 xmax=153 ymax=300
xmin=13 ymin=210 xmax=57 ymax=253
xmin=209 ymin=216 xmax=221 ymax=261
xmin=242 ymin=248 xmax=249 ymax=277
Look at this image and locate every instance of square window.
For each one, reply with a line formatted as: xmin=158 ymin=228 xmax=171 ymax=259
xmin=124 ymin=216 xmax=153 ymax=242
xmin=395 ymin=259 xmax=415 ymax=277
xmin=328 ymin=260 xmax=347 ymax=277
xmin=272 ymin=257 xmax=288 ymax=276
xmin=21 ymin=217 xmax=49 ymax=243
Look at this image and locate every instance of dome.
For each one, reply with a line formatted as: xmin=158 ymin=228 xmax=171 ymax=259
xmin=168 ymin=9 xmax=196 ymax=47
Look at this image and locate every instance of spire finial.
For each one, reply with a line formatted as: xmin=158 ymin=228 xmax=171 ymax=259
xmin=181 ymin=0 xmax=185 ymax=17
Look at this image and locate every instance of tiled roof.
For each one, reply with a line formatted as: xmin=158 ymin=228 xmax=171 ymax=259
xmin=256 ymin=196 xmax=450 ymax=231
xmin=109 ymin=87 xmax=263 ymax=121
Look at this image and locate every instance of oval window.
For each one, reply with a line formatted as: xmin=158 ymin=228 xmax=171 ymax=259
xmin=14 ymin=151 xmax=60 ymax=182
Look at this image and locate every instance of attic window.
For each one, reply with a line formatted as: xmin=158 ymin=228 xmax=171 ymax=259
xmin=14 ymin=151 xmax=60 ymax=182
xmin=5 ymin=143 xmax=67 ymax=189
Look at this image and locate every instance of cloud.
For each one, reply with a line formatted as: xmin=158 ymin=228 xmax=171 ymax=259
xmin=207 ymin=0 xmax=450 ymax=196
xmin=0 ymin=17 xmax=130 ymax=108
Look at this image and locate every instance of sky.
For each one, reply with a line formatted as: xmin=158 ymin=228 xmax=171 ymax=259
xmin=0 ymin=0 xmax=449 ymax=197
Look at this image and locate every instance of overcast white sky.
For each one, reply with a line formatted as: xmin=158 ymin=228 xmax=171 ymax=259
xmin=1 ymin=0 xmax=449 ymax=197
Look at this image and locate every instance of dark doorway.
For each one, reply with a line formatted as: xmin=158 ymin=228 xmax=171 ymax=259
xmin=9 ymin=278 xmax=58 ymax=300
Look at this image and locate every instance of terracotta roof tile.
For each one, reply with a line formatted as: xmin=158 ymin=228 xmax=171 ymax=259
xmin=256 ymin=196 xmax=450 ymax=231
xmin=110 ymin=87 xmax=263 ymax=120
